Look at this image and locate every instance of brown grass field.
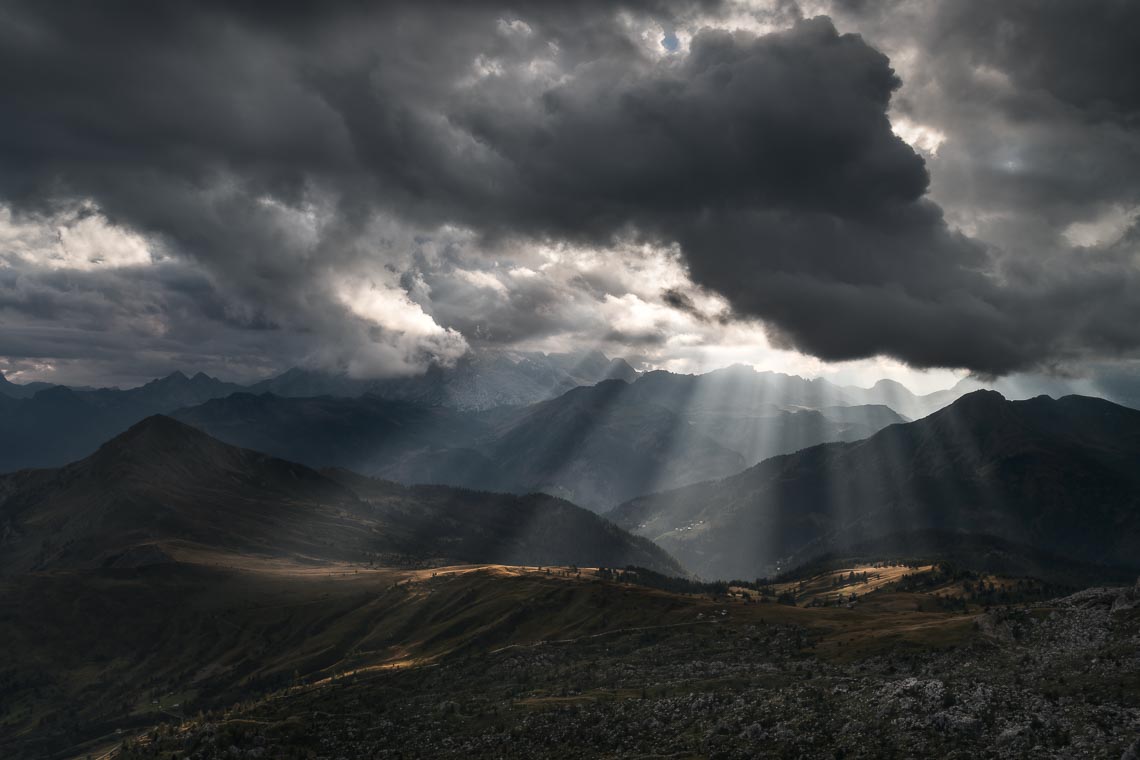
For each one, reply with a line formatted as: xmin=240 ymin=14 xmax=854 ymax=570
xmin=0 ymin=545 xmax=1001 ymax=760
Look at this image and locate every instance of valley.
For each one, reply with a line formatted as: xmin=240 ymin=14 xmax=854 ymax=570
xmin=2 ymin=380 xmax=1139 ymax=759
xmin=7 ymin=4 xmax=1140 ymax=756
xmin=610 ymin=391 xmax=1140 ymax=580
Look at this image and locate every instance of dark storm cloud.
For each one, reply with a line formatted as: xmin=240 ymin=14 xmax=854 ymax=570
xmin=820 ymin=0 xmax=1140 ymax=380
xmin=439 ymin=16 xmax=1055 ymax=373
xmin=0 ymin=0 xmax=1139 ymax=378
xmin=851 ymin=0 xmax=1140 ymax=225
xmin=0 ymin=0 xmax=721 ymax=378
xmin=929 ymin=1 xmax=1140 ymax=123
xmin=822 ymin=0 xmax=1140 ymax=227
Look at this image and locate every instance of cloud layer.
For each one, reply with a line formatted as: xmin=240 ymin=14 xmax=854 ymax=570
xmin=0 ymin=0 xmax=1138 ymax=383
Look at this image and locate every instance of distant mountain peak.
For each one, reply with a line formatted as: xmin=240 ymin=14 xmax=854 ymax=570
xmin=96 ymin=414 xmax=216 ymax=456
xmin=79 ymin=416 xmax=251 ymax=481
xmin=148 ymin=370 xmax=225 ymax=386
xmin=31 ymin=385 xmax=79 ymax=401
xmin=950 ymin=387 xmax=1005 ymax=403
xmin=710 ymin=363 xmax=760 ymax=376
xmin=0 ymin=371 xmax=62 ymax=399
xmin=939 ymin=388 xmax=1007 ymax=415
xmin=0 ymin=410 xmax=681 ymax=576
xmin=156 ymin=370 xmax=190 ymax=383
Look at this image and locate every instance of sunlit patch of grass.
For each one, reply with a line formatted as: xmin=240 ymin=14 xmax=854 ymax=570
xmin=761 ymin=563 xmax=935 ymax=606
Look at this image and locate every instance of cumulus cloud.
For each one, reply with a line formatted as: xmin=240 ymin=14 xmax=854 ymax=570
xmin=330 ymin=275 xmax=469 ymax=377
xmin=0 ymin=203 xmax=154 ymax=271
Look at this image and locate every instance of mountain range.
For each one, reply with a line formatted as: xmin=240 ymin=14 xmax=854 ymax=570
xmin=4 ymin=380 xmax=1140 ymax=759
xmin=172 ymin=372 xmax=908 ymax=511
xmin=0 ymin=350 xmax=638 ymax=407
xmin=0 ymin=364 xmax=908 ymax=508
xmin=0 ymin=371 xmax=247 ymax=471
xmin=0 ymin=350 xmax=635 ymax=471
xmin=6 ymin=359 xmax=1139 ymax=523
xmin=245 ymin=349 xmax=640 ymax=409
xmin=609 ymin=390 xmax=1140 ymax=580
xmin=0 ymin=415 xmax=679 ymax=576
xmin=9 ymin=385 xmax=1132 ymax=584
xmin=0 ymin=414 xmax=683 ymax=759
xmin=0 ymin=371 xmax=61 ymax=399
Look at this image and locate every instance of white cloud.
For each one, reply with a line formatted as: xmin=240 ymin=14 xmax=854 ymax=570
xmin=332 ymin=275 xmax=469 ymax=377
xmin=456 ymin=268 xmax=509 ymax=295
xmin=496 ymin=18 xmax=533 ymax=37
xmin=0 ymin=202 xmax=154 ymax=271
xmin=1063 ymin=204 xmax=1140 ymax=248
xmin=891 ymin=116 xmax=947 ymax=156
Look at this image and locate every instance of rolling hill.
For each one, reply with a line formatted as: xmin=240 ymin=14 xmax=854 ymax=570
xmin=609 ymin=391 xmax=1140 ymax=580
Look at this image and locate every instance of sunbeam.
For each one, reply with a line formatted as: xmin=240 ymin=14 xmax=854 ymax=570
xmin=5 ymin=2 xmax=1140 ymax=755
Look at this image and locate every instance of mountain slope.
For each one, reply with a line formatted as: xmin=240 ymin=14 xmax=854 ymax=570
xmin=0 ymin=372 xmax=249 ymax=472
xmin=627 ymin=365 xmax=858 ymax=412
xmin=838 ymin=378 xmax=969 ymax=420
xmin=172 ymin=383 xmax=746 ymax=511
xmin=171 ymin=392 xmax=491 ymax=473
xmin=0 ymin=371 xmax=58 ymax=399
xmin=0 ymin=351 xmax=639 ymax=473
xmin=248 ymin=349 xmax=639 ymax=410
xmin=370 ymin=375 xmax=908 ymax=507
xmin=326 ymin=469 xmax=680 ymax=573
xmin=0 ymin=415 xmax=372 ymax=573
xmin=609 ymin=391 xmax=1140 ymax=580
xmin=449 ymin=379 xmax=748 ymax=508
xmin=617 ymin=368 xmax=909 ymax=465
xmin=174 ymin=376 xmax=907 ymax=511
xmin=0 ymin=363 xmax=907 ymax=501
xmin=0 ymin=416 xmax=681 ymax=576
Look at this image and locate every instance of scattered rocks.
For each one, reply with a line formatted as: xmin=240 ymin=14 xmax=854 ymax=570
xmin=117 ymin=601 xmax=1139 ymax=760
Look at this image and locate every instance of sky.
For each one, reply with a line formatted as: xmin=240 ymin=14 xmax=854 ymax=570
xmin=0 ymin=0 xmax=1138 ymax=394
